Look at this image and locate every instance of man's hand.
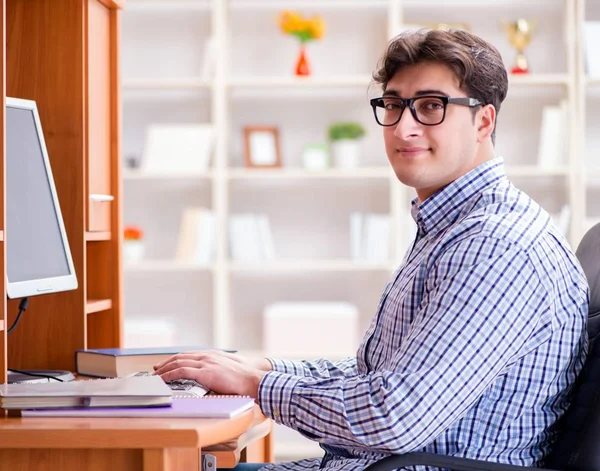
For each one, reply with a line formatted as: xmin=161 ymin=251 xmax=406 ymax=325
xmin=153 ymin=350 xmax=269 ymax=397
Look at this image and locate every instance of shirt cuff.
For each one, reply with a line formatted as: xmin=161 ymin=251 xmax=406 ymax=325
xmin=258 ymin=370 xmax=303 ymax=428
xmin=267 ymin=358 xmax=309 ymax=376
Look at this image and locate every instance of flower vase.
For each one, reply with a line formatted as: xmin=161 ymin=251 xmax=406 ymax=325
xmin=295 ymin=44 xmax=310 ymax=76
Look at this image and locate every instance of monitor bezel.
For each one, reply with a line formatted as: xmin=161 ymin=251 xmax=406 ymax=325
xmin=5 ymin=97 xmax=78 ymax=299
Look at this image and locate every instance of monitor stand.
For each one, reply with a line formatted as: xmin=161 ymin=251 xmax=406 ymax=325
xmin=8 ymin=369 xmax=75 ymax=384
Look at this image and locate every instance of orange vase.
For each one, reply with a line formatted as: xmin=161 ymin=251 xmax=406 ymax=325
xmin=295 ymin=44 xmax=310 ymax=76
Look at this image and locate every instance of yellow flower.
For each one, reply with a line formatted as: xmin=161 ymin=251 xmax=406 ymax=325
xmin=278 ymin=10 xmax=326 ymax=42
xmin=307 ymin=16 xmax=325 ymax=40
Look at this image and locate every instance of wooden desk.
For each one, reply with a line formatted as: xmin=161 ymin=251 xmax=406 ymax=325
xmin=0 ymin=405 xmax=271 ymax=471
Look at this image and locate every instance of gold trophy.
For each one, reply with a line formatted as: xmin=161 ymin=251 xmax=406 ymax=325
xmin=502 ymin=18 xmax=536 ymax=74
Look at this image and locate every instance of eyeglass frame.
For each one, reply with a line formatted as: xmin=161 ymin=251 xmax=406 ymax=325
xmin=369 ymin=95 xmax=484 ymax=127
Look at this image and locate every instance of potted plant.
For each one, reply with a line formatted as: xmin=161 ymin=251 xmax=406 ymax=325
xmin=123 ymin=225 xmax=145 ymax=263
xmin=328 ymin=122 xmax=366 ymax=169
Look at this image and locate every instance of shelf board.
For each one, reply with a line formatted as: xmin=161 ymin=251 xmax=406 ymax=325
xmin=0 ymin=320 xmax=4 ymax=331
xmin=228 ymin=167 xmax=392 ymax=180
xmin=508 ymin=74 xmax=569 ymax=86
xmin=122 ymin=77 xmax=212 ymax=89
xmin=0 ymin=230 xmax=3 ymax=241
xmin=505 ymin=165 xmax=569 ymax=177
xmin=124 ymin=261 xmax=215 ymax=272
xmin=586 ymin=76 xmax=600 ymax=86
xmin=123 ymin=170 xmax=214 ymax=180
xmin=228 ymin=260 xmax=395 ymax=273
xmin=85 ymin=231 xmax=111 ymax=241
xmin=229 ymin=0 xmax=387 ymax=10
xmin=86 ymin=299 xmax=113 ymax=315
xmin=126 ymin=0 xmax=212 ymax=11
xmin=228 ymin=75 xmax=373 ymax=89
xmin=403 ymin=0 xmax=562 ymax=7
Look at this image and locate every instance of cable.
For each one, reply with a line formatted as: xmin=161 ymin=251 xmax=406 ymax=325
xmin=6 ymin=297 xmax=64 ymax=382
xmin=7 ymin=297 xmax=29 ymax=335
xmin=7 ymin=368 xmax=64 ymax=382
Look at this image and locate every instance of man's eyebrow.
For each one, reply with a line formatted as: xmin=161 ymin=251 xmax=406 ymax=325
xmin=414 ymin=89 xmax=450 ymax=97
xmin=382 ymin=89 xmax=451 ymax=98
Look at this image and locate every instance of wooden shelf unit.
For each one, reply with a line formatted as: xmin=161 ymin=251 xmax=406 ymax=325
xmin=0 ymin=0 xmax=124 ymax=383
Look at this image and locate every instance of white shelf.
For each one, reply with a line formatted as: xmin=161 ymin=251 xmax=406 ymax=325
xmin=505 ymin=166 xmax=569 ymax=177
xmin=403 ymin=0 xmax=562 ymax=8
xmin=123 ymin=78 xmax=212 ymax=89
xmin=227 ymin=167 xmax=391 ymax=180
xmin=126 ymin=0 xmax=212 ymax=11
xmin=228 ymin=260 xmax=395 ymax=273
xmin=123 ymin=170 xmax=214 ymax=180
xmin=508 ymin=74 xmax=570 ymax=86
xmin=124 ymin=261 xmax=214 ymax=272
xmin=229 ymin=0 xmax=388 ymax=10
xmin=228 ymin=75 xmax=374 ymax=89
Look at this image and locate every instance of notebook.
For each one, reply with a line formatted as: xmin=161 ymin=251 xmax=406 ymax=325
xmin=21 ymin=396 xmax=255 ymax=418
xmin=0 ymin=375 xmax=173 ymax=410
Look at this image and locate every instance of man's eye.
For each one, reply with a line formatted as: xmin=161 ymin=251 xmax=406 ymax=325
xmin=384 ymin=102 xmax=400 ymax=110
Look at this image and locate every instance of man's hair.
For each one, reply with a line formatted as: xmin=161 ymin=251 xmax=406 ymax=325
xmin=372 ymin=29 xmax=508 ymax=144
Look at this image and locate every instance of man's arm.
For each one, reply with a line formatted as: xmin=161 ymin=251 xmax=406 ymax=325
xmin=268 ymin=357 xmax=358 ymax=378
xmin=257 ymin=238 xmax=559 ymax=454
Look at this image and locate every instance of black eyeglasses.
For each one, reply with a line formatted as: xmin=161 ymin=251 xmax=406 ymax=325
xmin=370 ymin=95 xmax=483 ymax=127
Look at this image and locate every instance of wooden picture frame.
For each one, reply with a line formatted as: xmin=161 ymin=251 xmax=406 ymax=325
xmin=243 ymin=126 xmax=282 ymax=168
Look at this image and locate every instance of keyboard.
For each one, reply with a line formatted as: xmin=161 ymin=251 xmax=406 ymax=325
xmin=129 ymin=371 xmax=210 ymax=398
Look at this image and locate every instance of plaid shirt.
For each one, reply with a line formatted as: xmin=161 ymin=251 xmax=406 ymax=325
xmin=257 ymin=158 xmax=588 ymax=471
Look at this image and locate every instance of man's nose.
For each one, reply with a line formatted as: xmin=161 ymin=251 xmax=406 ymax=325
xmin=394 ymin=107 xmax=422 ymax=139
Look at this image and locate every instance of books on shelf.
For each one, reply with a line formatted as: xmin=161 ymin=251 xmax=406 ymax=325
xmin=229 ymin=213 xmax=275 ymax=262
xmin=142 ymin=123 xmax=214 ymax=174
xmin=21 ymin=396 xmax=255 ymax=419
xmin=350 ymin=212 xmax=391 ymax=262
xmin=537 ymin=100 xmax=568 ymax=170
xmin=263 ymin=302 xmax=358 ymax=359
xmin=75 ymin=346 xmax=233 ymax=378
xmin=175 ymin=207 xmax=215 ymax=264
xmin=0 ymin=376 xmax=172 ymax=410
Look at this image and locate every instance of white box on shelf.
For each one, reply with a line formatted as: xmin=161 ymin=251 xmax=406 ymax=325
xmin=175 ymin=207 xmax=215 ymax=264
xmin=142 ymin=123 xmax=214 ymax=174
xmin=263 ymin=302 xmax=358 ymax=359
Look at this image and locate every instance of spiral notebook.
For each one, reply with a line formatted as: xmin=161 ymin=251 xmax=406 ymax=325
xmin=20 ymin=396 xmax=255 ymax=419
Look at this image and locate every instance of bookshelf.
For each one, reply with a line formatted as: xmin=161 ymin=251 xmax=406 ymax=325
xmin=121 ymin=0 xmax=583 ymax=459
xmin=0 ymin=0 xmax=124 ymax=382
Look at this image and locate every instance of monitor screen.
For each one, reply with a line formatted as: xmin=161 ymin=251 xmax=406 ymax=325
xmin=5 ymin=97 xmax=77 ymax=299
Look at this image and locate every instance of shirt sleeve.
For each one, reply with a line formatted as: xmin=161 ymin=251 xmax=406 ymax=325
xmin=257 ymin=238 xmax=551 ymax=454
xmin=268 ymin=357 xmax=358 ymax=378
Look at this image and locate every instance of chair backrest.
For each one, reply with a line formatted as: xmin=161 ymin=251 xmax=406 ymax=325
xmin=545 ymin=223 xmax=600 ymax=471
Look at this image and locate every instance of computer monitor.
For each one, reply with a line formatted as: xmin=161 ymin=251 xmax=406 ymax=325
xmin=5 ymin=97 xmax=77 ymax=299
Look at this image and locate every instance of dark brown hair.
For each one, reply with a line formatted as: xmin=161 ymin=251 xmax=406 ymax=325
xmin=372 ymin=29 xmax=508 ymax=144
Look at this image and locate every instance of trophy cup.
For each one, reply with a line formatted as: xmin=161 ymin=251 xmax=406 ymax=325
xmin=502 ymin=18 xmax=536 ymax=74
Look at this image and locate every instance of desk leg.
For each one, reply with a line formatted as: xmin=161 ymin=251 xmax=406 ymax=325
xmin=144 ymin=448 xmax=202 ymax=471
xmin=241 ymin=430 xmax=274 ymax=463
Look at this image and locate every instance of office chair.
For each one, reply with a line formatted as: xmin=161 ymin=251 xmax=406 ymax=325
xmin=364 ymin=223 xmax=600 ymax=471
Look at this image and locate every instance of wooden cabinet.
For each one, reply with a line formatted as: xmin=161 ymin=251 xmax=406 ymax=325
xmin=0 ymin=0 xmax=124 ymax=381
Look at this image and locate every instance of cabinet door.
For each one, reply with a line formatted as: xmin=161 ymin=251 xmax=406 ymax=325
xmin=87 ymin=0 xmax=113 ymax=232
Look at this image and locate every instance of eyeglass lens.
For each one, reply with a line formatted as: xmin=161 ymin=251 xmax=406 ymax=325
xmin=376 ymin=97 xmax=446 ymax=126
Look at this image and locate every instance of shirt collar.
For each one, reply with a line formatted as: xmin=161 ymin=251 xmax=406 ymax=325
xmin=411 ymin=157 xmax=507 ymax=238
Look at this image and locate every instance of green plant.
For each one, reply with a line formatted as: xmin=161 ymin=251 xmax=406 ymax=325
xmin=328 ymin=122 xmax=366 ymax=141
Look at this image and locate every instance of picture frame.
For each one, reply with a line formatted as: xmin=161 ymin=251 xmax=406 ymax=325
xmin=243 ymin=126 xmax=282 ymax=168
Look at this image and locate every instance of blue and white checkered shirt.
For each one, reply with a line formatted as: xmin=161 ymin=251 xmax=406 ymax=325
xmin=257 ymin=157 xmax=588 ymax=471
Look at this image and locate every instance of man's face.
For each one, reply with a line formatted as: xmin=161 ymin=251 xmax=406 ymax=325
xmin=382 ymin=61 xmax=493 ymax=202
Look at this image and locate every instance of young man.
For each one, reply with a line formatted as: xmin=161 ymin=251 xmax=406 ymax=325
xmin=154 ymin=29 xmax=589 ymax=471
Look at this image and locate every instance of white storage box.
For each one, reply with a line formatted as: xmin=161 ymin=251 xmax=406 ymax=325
xmin=263 ymin=302 xmax=359 ymax=359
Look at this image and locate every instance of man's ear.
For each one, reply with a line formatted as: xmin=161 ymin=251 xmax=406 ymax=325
xmin=477 ymin=104 xmax=496 ymax=142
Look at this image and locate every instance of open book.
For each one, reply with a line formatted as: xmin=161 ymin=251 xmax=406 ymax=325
xmin=0 ymin=375 xmax=172 ymax=410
